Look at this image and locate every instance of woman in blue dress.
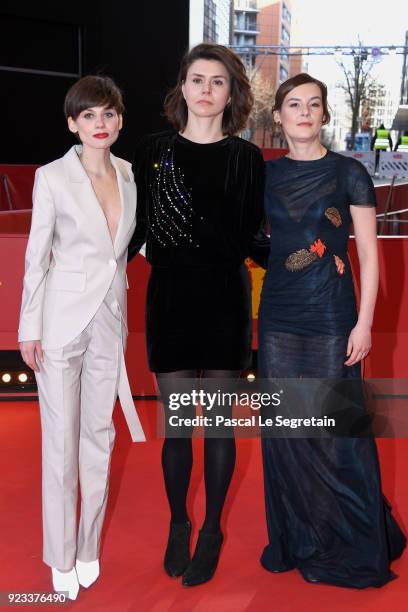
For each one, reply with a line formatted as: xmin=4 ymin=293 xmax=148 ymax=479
xmin=259 ymin=73 xmax=406 ymax=588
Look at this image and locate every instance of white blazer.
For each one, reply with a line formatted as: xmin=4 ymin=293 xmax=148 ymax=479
xmin=19 ymin=144 xmax=136 ymax=350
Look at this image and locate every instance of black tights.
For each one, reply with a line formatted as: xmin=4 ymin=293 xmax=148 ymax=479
xmin=156 ymin=369 xmax=239 ymax=534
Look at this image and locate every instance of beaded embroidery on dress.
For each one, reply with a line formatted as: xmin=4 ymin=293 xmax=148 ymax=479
xmin=150 ymin=146 xmax=197 ymax=247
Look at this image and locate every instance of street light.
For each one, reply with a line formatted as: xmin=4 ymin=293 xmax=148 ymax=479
xmin=371 ymin=47 xmax=382 ymax=58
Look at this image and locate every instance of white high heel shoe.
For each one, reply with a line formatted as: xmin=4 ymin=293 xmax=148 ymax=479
xmin=51 ymin=567 xmax=79 ymax=600
xmin=75 ymin=559 xmax=100 ymax=588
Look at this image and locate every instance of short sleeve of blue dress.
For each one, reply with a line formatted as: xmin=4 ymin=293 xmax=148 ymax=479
xmin=258 ymin=150 xmax=376 ymax=378
xmin=345 ymin=156 xmax=377 ymax=206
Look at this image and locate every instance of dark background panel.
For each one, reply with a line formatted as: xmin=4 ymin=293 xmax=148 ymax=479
xmin=0 ymin=72 xmax=76 ymax=164
xmin=0 ymin=1 xmax=190 ymax=163
xmin=0 ymin=14 xmax=81 ymax=73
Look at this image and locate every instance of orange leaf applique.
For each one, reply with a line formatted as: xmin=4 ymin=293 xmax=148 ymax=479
xmin=334 ymin=254 xmax=345 ymax=275
xmin=325 ymin=207 xmax=342 ymax=227
xmin=309 ymin=238 xmax=326 ymax=258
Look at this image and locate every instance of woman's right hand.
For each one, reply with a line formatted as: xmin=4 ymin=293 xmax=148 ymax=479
xmin=19 ymin=340 xmax=44 ymax=372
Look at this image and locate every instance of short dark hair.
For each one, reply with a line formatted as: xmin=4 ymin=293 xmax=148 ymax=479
xmin=64 ymin=75 xmax=125 ymax=120
xmin=273 ymin=73 xmax=331 ymax=125
xmin=164 ymin=43 xmax=253 ymax=135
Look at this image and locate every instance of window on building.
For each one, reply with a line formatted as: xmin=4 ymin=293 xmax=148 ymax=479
xmin=204 ymin=0 xmax=217 ymax=42
xmin=282 ymin=3 xmax=291 ymax=24
xmin=281 ymin=24 xmax=290 ymax=44
xmin=246 ymin=15 xmax=257 ymax=31
xmin=280 ymin=64 xmax=289 ymax=82
xmin=235 ymin=0 xmax=257 ymax=9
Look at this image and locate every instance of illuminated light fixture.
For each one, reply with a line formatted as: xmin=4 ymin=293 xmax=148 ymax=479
xmin=2 ymin=373 xmax=12 ymax=383
xmin=18 ymin=373 xmax=28 ymax=383
xmin=389 ymin=46 xmax=397 ymax=55
xmin=247 ymin=373 xmax=256 ymax=383
xmin=334 ymin=47 xmax=342 ymax=59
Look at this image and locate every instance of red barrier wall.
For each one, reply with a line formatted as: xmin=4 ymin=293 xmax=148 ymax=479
xmin=262 ymin=148 xmax=288 ymax=160
xmin=1 ymin=158 xmax=407 ymax=224
xmin=0 ymin=165 xmax=39 ymax=211
xmin=375 ymin=182 xmax=408 ymax=216
xmin=1 ymin=222 xmax=407 ymax=392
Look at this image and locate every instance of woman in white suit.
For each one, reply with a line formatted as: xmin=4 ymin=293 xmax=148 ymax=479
xmin=18 ymin=75 xmax=144 ymax=600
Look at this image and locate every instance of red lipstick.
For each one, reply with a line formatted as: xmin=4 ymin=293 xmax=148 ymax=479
xmin=93 ymin=133 xmax=109 ymax=139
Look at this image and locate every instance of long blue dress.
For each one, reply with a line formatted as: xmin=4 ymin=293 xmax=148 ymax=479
xmin=258 ymin=150 xmax=406 ymax=588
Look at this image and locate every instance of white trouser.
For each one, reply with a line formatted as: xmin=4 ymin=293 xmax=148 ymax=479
xmin=36 ymin=289 xmax=144 ymax=569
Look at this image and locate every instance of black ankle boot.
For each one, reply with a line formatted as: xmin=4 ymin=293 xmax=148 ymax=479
xmin=164 ymin=521 xmax=192 ymax=577
xmin=182 ymin=530 xmax=223 ymax=586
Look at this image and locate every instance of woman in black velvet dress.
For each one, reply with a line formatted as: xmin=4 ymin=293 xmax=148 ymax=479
xmin=259 ymin=73 xmax=406 ymax=588
xmin=128 ymin=44 xmax=268 ymax=586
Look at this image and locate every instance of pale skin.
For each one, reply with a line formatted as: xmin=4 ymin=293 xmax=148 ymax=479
xmin=20 ymin=106 xmax=122 ymax=378
xmin=180 ymin=58 xmax=231 ymax=143
xmin=274 ymin=82 xmax=379 ymax=366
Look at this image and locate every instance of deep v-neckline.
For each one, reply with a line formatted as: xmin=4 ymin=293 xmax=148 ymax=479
xmin=88 ymin=164 xmax=123 ymax=249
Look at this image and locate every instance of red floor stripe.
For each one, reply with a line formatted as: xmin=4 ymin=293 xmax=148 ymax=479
xmin=0 ymin=401 xmax=407 ymax=611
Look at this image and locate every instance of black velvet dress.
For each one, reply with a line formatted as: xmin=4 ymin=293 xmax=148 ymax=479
xmin=128 ymin=131 xmax=269 ymax=372
xmin=259 ymin=151 xmax=406 ymax=588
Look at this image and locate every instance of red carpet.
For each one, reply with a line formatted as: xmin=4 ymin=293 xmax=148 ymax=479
xmin=1 ymin=400 xmax=407 ymax=611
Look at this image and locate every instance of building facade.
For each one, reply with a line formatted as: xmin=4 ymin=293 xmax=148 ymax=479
xmin=255 ymin=0 xmax=293 ymax=88
xmin=203 ymin=0 xmax=232 ymax=44
xmin=234 ymin=0 xmax=260 ymax=47
xmin=190 ymin=0 xmax=232 ymax=46
xmin=365 ymin=81 xmax=399 ymax=132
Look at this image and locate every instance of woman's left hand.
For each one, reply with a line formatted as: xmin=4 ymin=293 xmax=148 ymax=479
xmin=344 ymin=324 xmax=372 ymax=366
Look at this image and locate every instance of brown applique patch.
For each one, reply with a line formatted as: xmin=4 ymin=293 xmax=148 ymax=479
xmin=309 ymin=238 xmax=326 ymax=258
xmin=285 ymin=249 xmax=318 ymax=271
xmin=334 ymin=254 xmax=345 ymax=275
xmin=325 ymin=207 xmax=342 ymax=227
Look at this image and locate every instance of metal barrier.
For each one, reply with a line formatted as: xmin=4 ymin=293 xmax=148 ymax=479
xmin=376 ymin=208 xmax=408 ymax=236
xmin=378 ymin=151 xmax=408 ymax=179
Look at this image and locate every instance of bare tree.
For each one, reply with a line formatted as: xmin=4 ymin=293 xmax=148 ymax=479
xmin=249 ymin=72 xmax=275 ymax=146
xmin=337 ymin=43 xmax=375 ymax=149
